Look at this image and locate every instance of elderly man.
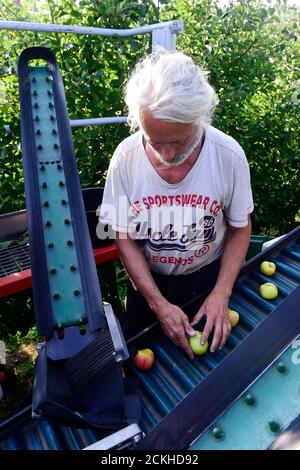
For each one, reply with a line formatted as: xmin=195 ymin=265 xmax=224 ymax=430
xmin=100 ymin=49 xmax=253 ymax=358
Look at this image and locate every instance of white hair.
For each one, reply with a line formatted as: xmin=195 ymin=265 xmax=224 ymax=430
xmin=125 ymin=48 xmax=218 ymax=132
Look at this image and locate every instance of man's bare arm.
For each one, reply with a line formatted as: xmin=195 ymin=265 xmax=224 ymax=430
xmin=192 ymin=215 xmax=252 ymax=351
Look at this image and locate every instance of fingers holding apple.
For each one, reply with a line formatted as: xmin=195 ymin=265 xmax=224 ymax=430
xmin=228 ymin=309 xmax=240 ymax=327
xmin=259 ymin=282 xmax=279 ymax=300
xmin=188 ymin=331 xmax=208 ymax=356
xmin=260 ymin=261 xmax=276 ymax=276
xmin=132 ymin=348 xmax=155 ymax=371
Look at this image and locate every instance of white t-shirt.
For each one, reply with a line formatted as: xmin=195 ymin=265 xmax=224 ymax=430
xmin=99 ymin=126 xmax=253 ymax=275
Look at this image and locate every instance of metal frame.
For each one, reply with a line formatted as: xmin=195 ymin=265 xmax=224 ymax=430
xmin=83 ymin=423 xmax=144 ymax=450
xmin=0 ymin=245 xmax=118 ymax=299
xmin=1 ymin=19 xmax=183 ymax=130
xmin=0 ymin=19 xmax=183 ymax=39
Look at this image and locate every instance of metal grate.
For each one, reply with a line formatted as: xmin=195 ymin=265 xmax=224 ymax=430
xmin=0 ymin=241 xmax=31 ymax=277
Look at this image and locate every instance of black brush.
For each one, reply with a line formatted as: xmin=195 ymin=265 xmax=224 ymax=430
xmin=65 ymin=304 xmax=128 ymax=395
xmin=65 ymin=328 xmax=115 ymax=394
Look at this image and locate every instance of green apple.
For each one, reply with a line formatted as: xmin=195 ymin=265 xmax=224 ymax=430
xmin=259 ymin=282 xmax=279 ymax=300
xmin=189 ymin=331 xmax=208 ymax=356
xmin=260 ymin=261 xmax=276 ymax=276
xmin=228 ymin=309 xmax=240 ymax=327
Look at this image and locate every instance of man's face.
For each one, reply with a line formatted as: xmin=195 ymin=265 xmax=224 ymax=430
xmin=140 ymin=110 xmax=201 ymax=167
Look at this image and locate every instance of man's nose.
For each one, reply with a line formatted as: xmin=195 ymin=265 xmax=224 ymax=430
xmin=161 ymin=145 xmax=176 ymax=161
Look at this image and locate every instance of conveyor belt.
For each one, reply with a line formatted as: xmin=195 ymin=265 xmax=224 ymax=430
xmin=134 ymin=227 xmax=300 ymax=449
xmin=0 ymin=227 xmax=299 ymax=450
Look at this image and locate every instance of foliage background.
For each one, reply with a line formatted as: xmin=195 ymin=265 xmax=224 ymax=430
xmin=0 ymin=0 xmax=299 ymax=418
xmin=0 ymin=0 xmax=299 ymax=234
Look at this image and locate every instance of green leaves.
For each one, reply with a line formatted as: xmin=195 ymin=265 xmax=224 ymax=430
xmin=0 ymin=0 xmax=151 ymax=212
xmin=160 ymin=0 xmax=300 ymax=235
xmin=0 ymin=0 xmax=299 ymax=237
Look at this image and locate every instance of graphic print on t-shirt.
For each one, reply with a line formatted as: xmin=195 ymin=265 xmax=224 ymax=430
xmin=129 ymin=193 xmax=220 ymax=261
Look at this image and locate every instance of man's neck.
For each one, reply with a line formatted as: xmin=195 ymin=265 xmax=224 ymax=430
xmin=144 ymin=135 xmax=204 ymax=184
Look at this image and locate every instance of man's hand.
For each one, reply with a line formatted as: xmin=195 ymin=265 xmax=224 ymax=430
xmin=156 ymin=303 xmax=196 ymax=359
xmin=190 ymin=218 xmax=251 ymax=352
xmin=191 ymin=291 xmax=231 ymax=352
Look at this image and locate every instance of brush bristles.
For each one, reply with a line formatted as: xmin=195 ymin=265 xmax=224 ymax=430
xmin=65 ymin=329 xmax=116 ymax=394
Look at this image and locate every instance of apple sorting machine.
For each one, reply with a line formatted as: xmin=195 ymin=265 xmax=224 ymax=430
xmin=0 ymin=48 xmax=300 ymax=451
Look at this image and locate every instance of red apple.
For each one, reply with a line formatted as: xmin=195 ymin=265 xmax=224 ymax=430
xmin=132 ymin=348 xmax=155 ymax=371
